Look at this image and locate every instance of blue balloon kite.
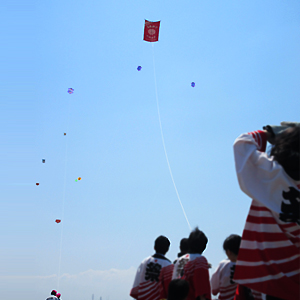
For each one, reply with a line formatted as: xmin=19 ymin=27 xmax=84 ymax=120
xmin=191 ymin=82 xmax=195 ymax=87
xmin=137 ymin=66 xmax=142 ymax=71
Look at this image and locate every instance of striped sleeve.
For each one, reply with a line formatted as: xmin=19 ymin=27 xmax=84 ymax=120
xmin=247 ymin=130 xmax=267 ymax=152
xmin=159 ymin=264 xmax=174 ymax=299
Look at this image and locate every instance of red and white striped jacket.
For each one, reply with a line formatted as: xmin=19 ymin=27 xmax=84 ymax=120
xmin=211 ymin=259 xmax=237 ymax=300
xmin=233 ymin=130 xmax=300 ymax=300
xmin=172 ymin=253 xmax=211 ymax=300
xmin=130 ymin=253 xmax=172 ymax=300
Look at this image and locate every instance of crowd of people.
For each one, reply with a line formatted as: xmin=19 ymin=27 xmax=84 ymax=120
xmin=130 ymin=123 xmax=300 ymax=300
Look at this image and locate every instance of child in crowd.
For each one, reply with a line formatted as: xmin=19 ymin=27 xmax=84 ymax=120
xmin=211 ymin=234 xmax=241 ymax=300
xmin=173 ymin=227 xmax=211 ymax=300
xmin=167 ymin=279 xmax=189 ymax=300
xmin=233 ymin=123 xmax=300 ymax=300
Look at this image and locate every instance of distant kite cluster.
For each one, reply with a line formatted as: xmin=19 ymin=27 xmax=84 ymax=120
xmin=37 ymin=88 xmax=82 ymax=224
xmin=37 ymin=20 xmax=194 ymax=229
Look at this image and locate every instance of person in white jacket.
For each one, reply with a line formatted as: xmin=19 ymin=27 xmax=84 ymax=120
xmin=211 ymin=234 xmax=241 ymax=300
xmin=233 ymin=123 xmax=300 ymax=300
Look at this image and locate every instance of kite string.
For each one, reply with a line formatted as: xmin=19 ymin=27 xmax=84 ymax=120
xmin=151 ymin=44 xmax=191 ymax=230
xmin=57 ymin=95 xmax=71 ymax=288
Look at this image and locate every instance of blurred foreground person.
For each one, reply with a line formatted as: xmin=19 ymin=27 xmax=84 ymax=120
xmin=167 ymin=279 xmax=189 ymax=300
xmin=130 ymin=235 xmax=173 ymax=300
xmin=233 ymin=123 xmax=300 ymax=300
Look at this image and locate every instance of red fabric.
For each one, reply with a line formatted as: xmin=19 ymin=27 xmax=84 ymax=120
xmin=247 ymin=130 xmax=267 ymax=152
xmin=159 ymin=264 xmax=174 ymax=299
xmin=234 ymin=201 xmax=300 ymax=300
xmin=143 ymin=20 xmax=160 ymax=42
xmin=218 ymin=284 xmax=237 ymax=300
xmin=130 ymin=281 xmax=160 ymax=300
xmin=233 ymin=285 xmax=262 ymax=300
xmin=233 ymin=285 xmax=246 ymax=300
xmin=182 ymin=256 xmax=211 ymax=300
xmin=130 ymin=286 xmax=139 ymax=299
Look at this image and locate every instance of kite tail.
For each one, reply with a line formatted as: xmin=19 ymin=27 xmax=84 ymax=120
xmin=151 ymin=44 xmax=191 ymax=230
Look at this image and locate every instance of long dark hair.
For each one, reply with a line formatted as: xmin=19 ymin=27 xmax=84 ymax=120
xmin=270 ymin=126 xmax=300 ymax=181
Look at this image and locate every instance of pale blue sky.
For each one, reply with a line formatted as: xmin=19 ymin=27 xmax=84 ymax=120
xmin=1 ymin=1 xmax=300 ymax=299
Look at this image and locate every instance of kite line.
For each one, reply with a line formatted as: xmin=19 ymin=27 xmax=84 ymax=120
xmin=57 ymin=92 xmax=72 ymax=288
xmin=151 ymin=43 xmax=191 ymax=230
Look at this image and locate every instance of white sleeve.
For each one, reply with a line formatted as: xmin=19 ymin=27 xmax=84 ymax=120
xmin=132 ymin=262 xmax=143 ymax=289
xmin=233 ymin=133 xmax=295 ymax=213
xmin=210 ymin=263 xmax=222 ymax=295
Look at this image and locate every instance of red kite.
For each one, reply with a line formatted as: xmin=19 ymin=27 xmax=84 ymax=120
xmin=36 ymin=183 xmax=39 ymax=186
xmin=55 ymin=219 xmax=61 ymax=223
xmin=143 ymin=20 xmax=160 ymax=42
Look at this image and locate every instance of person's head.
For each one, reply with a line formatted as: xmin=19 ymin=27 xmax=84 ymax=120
xmin=179 ymin=238 xmax=189 ymax=254
xmin=50 ymin=290 xmax=57 ymax=296
xmin=270 ymin=126 xmax=300 ymax=181
xmin=167 ymin=279 xmax=189 ymax=300
xmin=56 ymin=293 xmax=61 ymax=299
xmin=154 ymin=235 xmax=170 ymax=255
xmin=223 ymin=234 xmax=241 ymax=262
xmin=188 ymin=227 xmax=208 ymax=254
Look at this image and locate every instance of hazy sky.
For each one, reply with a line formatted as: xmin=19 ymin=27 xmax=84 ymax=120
xmin=1 ymin=0 xmax=300 ymax=299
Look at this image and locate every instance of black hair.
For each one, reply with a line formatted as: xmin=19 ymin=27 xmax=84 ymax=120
xmin=154 ymin=235 xmax=170 ymax=255
xmin=223 ymin=234 xmax=241 ymax=256
xmin=270 ymin=126 xmax=300 ymax=181
xmin=167 ymin=279 xmax=189 ymax=300
xmin=51 ymin=290 xmax=57 ymax=296
xmin=188 ymin=227 xmax=208 ymax=254
xmin=179 ymin=238 xmax=189 ymax=253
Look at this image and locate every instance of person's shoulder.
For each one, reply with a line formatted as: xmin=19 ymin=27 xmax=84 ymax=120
xmin=192 ymin=254 xmax=210 ymax=267
xmin=140 ymin=255 xmax=153 ymax=264
xmin=177 ymin=253 xmax=190 ymax=263
xmin=217 ymin=259 xmax=232 ymax=271
xmin=194 ymin=254 xmax=207 ymax=262
xmin=219 ymin=258 xmax=231 ymax=266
